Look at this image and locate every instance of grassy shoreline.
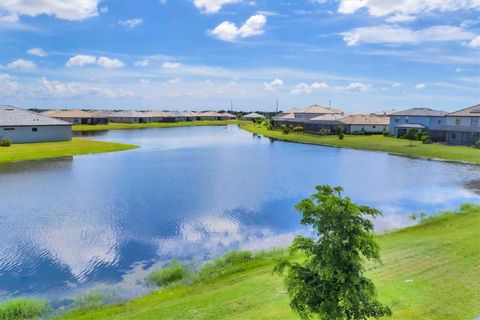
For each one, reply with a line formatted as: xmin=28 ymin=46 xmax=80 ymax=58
xmin=73 ymin=120 xmax=248 ymax=132
xmin=0 ymin=139 xmax=138 ymax=164
xmin=55 ymin=204 xmax=480 ymax=320
xmin=242 ymin=124 xmax=480 ymax=165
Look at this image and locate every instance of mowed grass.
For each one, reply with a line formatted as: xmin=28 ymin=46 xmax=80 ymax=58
xmin=0 ymin=138 xmax=137 ymax=163
xmin=58 ymin=204 xmax=480 ymax=320
xmin=242 ymin=124 xmax=480 ymax=165
xmin=73 ymin=120 xmax=248 ymax=132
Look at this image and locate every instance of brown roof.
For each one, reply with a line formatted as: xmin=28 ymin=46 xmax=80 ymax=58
xmin=448 ymin=104 xmax=480 ymax=117
xmin=296 ymin=105 xmax=343 ymax=115
xmin=339 ymin=114 xmax=389 ymax=125
xmin=42 ymin=109 xmax=96 ymax=118
xmin=200 ymin=111 xmax=224 ymax=117
xmin=142 ymin=111 xmax=174 ymax=118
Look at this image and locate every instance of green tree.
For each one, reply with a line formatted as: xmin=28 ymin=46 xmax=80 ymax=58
xmin=404 ymin=129 xmax=418 ymax=146
xmin=275 ymin=185 xmax=391 ymax=320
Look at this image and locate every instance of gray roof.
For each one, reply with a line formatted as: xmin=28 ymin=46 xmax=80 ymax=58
xmin=395 ymin=123 xmax=427 ymax=129
xmin=448 ymin=104 xmax=480 ymax=117
xmin=0 ymin=106 xmax=71 ymax=127
xmin=392 ymin=108 xmax=447 ymax=117
xmin=242 ymin=112 xmax=266 ymax=119
xmin=109 ymin=110 xmax=148 ymax=118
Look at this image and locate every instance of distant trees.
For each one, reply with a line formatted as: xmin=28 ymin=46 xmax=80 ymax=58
xmin=275 ymin=185 xmax=391 ymax=320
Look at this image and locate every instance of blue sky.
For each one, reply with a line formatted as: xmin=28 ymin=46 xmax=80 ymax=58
xmin=0 ymin=0 xmax=479 ymax=112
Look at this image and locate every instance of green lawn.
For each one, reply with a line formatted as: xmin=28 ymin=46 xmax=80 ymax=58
xmin=0 ymin=139 xmax=138 ymax=163
xmin=58 ymin=204 xmax=480 ymax=320
xmin=242 ymin=124 xmax=480 ymax=165
xmin=73 ymin=120 xmax=248 ymax=132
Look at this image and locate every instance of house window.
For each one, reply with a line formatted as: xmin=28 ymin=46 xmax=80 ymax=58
xmin=3 ymin=128 xmax=15 ymax=131
xmin=373 ymin=125 xmax=376 ymax=128
xmin=32 ymin=128 xmax=38 ymax=132
xmin=472 ymin=118 xmax=479 ymax=126
xmin=438 ymin=119 xmax=442 ymax=124
xmin=451 ymin=133 xmax=456 ymax=139
xmin=455 ymin=117 xmax=461 ymax=125
xmin=405 ymin=117 xmax=409 ymax=123
xmin=394 ymin=118 xmax=399 ymax=123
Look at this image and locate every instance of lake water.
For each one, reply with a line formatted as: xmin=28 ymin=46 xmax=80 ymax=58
xmin=1 ymin=125 xmax=479 ymax=300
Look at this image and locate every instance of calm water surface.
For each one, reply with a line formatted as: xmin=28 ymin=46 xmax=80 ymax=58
xmin=0 ymin=125 xmax=479 ymax=300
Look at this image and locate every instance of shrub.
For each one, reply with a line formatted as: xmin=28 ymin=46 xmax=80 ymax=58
xmin=383 ymin=131 xmax=392 ymax=137
xmin=336 ymin=127 xmax=344 ymax=140
xmin=72 ymin=292 xmax=109 ymax=311
xmin=292 ymin=126 xmax=303 ymax=132
xmin=193 ymin=251 xmax=254 ymax=283
xmin=421 ymin=135 xmax=432 ymax=144
xmin=475 ymin=139 xmax=480 ymax=149
xmin=318 ymin=128 xmax=327 ymax=136
xmin=280 ymin=124 xmax=290 ymax=134
xmin=146 ymin=260 xmax=189 ymax=287
xmin=0 ymin=139 xmax=11 ymax=147
xmin=0 ymin=298 xmax=49 ymax=320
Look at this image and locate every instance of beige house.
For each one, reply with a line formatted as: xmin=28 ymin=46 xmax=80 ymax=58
xmin=242 ymin=112 xmax=265 ymax=121
xmin=339 ymin=114 xmax=389 ymax=134
xmin=42 ymin=109 xmax=109 ymax=125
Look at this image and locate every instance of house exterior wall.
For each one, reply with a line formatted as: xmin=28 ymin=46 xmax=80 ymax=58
xmin=389 ymin=115 xmax=445 ymax=135
xmin=445 ymin=131 xmax=480 ymax=146
xmin=348 ymin=124 xmax=388 ymax=134
xmin=446 ymin=116 xmax=480 ymax=127
xmin=0 ymin=125 xmax=72 ymax=143
xmin=109 ymin=117 xmax=139 ymax=123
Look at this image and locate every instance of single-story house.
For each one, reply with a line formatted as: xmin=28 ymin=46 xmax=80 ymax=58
xmin=142 ymin=111 xmax=175 ymax=122
xmin=339 ymin=114 xmax=389 ymax=134
xmin=199 ymin=111 xmax=227 ymax=121
xmin=42 ymin=109 xmax=109 ymax=125
xmin=1 ymin=106 xmax=72 ymax=143
xmin=242 ymin=112 xmax=266 ymax=121
xmin=182 ymin=111 xmax=201 ymax=121
xmin=108 ymin=111 xmax=153 ymax=123
xmin=430 ymin=104 xmax=480 ymax=146
xmin=303 ymin=114 xmax=346 ymax=133
xmin=221 ymin=112 xmax=237 ymax=120
xmin=388 ymin=108 xmax=447 ymax=138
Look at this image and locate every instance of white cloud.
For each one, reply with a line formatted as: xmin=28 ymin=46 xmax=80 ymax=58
xmin=392 ymin=82 xmax=402 ymax=88
xmin=193 ymin=0 xmax=242 ymax=13
xmin=5 ymin=59 xmax=36 ymax=70
xmin=210 ymin=14 xmax=267 ymax=42
xmin=66 ymin=55 xmax=97 ymax=67
xmin=342 ymin=25 xmax=476 ymax=46
xmin=0 ymin=73 xmax=19 ymax=93
xmin=415 ymin=83 xmax=426 ymax=89
xmin=0 ymin=0 xmax=101 ymax=21
xmin=134 ymin=59 xmax=149 ymax=67
xmin=118 ymin=18 xmax=143 ymax=28
xmin=338 ymin=0 xmax=480 ymax=21
xmin=167 ymin=77 xmax=181 ymax=84
xmin=469 ymin=35 xmax=480 ymax=48
xmin=345 ymin=82 xmax=371 ymax=92
xmin=264 ymin=78 xmax=284 ymax=91
xmin=38 ymin=77 xmax=127 ymax=98
xmin=97 ymin=57 xmax=125 ymax=69
xmin=99 ymin=6 xmax=108 ymax=13
xmin=27 ymin=47 xmax=47 ymax=57
xmin=291 ymin=82 xmax=328 ymax=94
xmin=163 ymin=61 xmax=181 ymax=69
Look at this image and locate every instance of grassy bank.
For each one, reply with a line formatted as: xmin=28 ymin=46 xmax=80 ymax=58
xmin=58 ymin=204 xmax=480 ymax=320
xmin=73 ymin=120 xmax=247 ymax=132
xmin=242 ymin=124 xmax=480 ymax=165
xmin=0 ymin=139 xmax=138 ymax=164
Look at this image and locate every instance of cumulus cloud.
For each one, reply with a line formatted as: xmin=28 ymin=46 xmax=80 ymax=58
xmin=66 ymin=55 xmax=125 ymax=68
xmin=0 ymin=73 xmax=19 ymax=93
xmin=264 ymin=78 xmax=284 ymax=91
xmin=210 ymin=14 xmax=267 ymax=41
xmin=5 ymin=59 xmax=36 ymax=70
xmin=291 ymin=82 xmax=328 ymax=95
xmin=415 ymin=83 xmax=426 ymax=89
xmin=27 ymin=47 xmax=47 ymax=57
xmin=134 ymin=59 xmax=149 ymax=67
xmin=193 ymin=0 xmax=242 ymax=13
xmin=38 ymin=77 xmax=128 ymax=98
xmin=392 ymin=82 xmax=402 ymax=88
xmin=0 ymin=0 xmax=101 ymax=21
xmin=97 ymin=57 xmax=125 ymax=68
xmin=344 ymin=82 xmax=371 ymax=92
xmin=469 ymin=35 xmax=480 ymax=48
xmin=163 ymin=61 xmax=181 ymax=69
xmin=338 ymin=0 xmax=480 ymax=21
xmin=342 ymin=25 xmax=476 ymax=46
xmin=118 ymin=18 xmax=143 ymax=28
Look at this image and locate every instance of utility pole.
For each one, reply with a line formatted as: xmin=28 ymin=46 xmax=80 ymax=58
xmin=230 ymin=100 xmax=233 ymax=112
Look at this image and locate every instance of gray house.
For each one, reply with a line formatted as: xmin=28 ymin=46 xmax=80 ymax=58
xmin=389 ymin=108 xmax=447 ymax=139
xmin=0 ymin=106 xmax=72 ymax=143
xmin=431 ymin=104 xmax=480 ymax=146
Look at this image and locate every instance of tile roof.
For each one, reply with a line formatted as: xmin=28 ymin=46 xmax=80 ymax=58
xmin=242 ymin=112 xmax=266 ymax=119
xmin=391 ymin=108 xmax=447 ymax=117
xmin=339 ymin=114 xmax=389 ymax=125
xmin=0 ymin=106 xmax=71 ymax=126
xmin=109 ymin=110 xmax=148 ymax=118
xmin=296 ymin=104 xmax=343 ymax=114
xmin=448 ymin=104 xmax=480 ymax=117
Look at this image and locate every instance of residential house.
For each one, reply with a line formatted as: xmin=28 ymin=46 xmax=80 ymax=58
xmin=199 ymin=111 xmax=227 ymax=120
xmin=0 ymin=106 xmax=72 ymax=143
xmin=142 ymin=111 xmax=175 ymax=122
xmin=273 ymin=104 xmax=344 ymax=133
xmin=388 ymin=108 xmax=447 ymax=139
xmin=431 ymin=104 xmax=480 ymax=146
xmin=42 ymin=109 xmax=109 ymax=125
xmin=242 ymin=112 xmax=266 ymax=121
xmin=182 ymin=111 xmax=201 ymax=121
xmin=221 ymin=112 xmax=237 ymax=120
xmin=109 ymin=111 xmax=153 ymax=123
xmin=339 ymin=114 xmax=389 ymax=134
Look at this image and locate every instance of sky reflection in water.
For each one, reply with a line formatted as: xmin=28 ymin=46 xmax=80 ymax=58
xmin=0 ymin=125 xmax=479 ymax=299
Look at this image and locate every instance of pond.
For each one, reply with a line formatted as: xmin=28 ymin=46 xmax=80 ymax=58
xmin=0 ymin=125 xmax=479 ymax=300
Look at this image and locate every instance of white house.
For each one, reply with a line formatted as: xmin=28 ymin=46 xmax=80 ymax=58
xmin=0 ymin=106 xmax=72 ymax=143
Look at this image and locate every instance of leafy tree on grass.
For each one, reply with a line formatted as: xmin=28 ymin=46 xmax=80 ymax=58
xmin=404 ymin=129 xmax=418 ymax=147
xmin=275 ymin=185 xmax=392 ymax=320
